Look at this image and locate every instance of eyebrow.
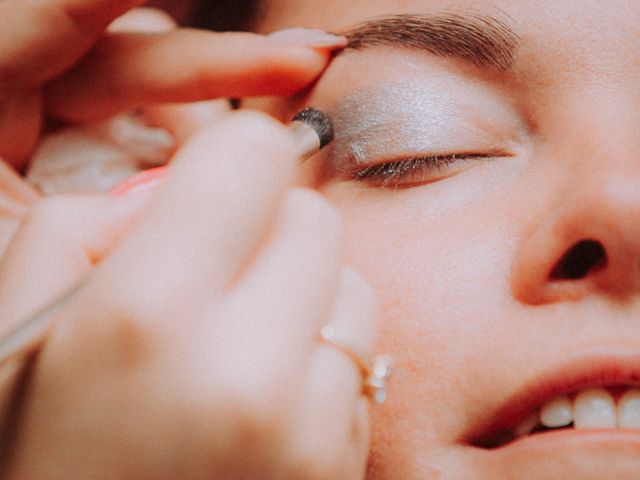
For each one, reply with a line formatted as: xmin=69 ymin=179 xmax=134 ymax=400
xmin=342 ymin=13 xmax=519 ymax=71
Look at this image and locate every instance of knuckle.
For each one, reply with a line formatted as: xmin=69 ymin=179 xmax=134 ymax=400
xmin=224 ymin=110 xmax=297 ymax=156
xmin=236 ymin=400 xmax=282 ymax=439
xmin=98 ymin=306 xmax=161 ymax=365
xmin=211 ymin=390 xmax=284 ymax=446
xmin=104 ymin=310 xmax=157 ymax=365
xmin=89 ymin=284 xmax=186 ymax=364
xmin=59 ymin=293 xmax=159 ymax=369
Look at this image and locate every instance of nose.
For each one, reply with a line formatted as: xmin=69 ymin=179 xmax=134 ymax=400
xmin=511 ymin=105 xmax=640 ymax=305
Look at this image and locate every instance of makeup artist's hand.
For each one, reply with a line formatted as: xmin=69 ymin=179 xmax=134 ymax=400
xmin=0 ymin=0 xmax=346 ymax=252
xmin=0 ymin=112 xmax=376 ymax=480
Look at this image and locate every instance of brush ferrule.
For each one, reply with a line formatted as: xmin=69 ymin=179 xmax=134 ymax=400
xmin=288 ymin=120 xmax=322 ymax=161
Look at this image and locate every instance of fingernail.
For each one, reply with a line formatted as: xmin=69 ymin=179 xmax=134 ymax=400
xmin=109 ymin=166 xmax=168 ymax=197
xmin=266 ymin=28 xmax=348 ymax=49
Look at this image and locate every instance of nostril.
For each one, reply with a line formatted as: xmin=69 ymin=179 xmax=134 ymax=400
xmin=550 ymin=240 xmax=607 ymax=280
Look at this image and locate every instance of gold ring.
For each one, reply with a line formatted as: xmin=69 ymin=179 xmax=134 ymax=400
xmin=319 ymin=325 xmax=393 ymax=404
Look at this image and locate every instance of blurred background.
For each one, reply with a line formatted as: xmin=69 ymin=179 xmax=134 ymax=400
xmin=146 ymin=0 xmax=260 ymax=31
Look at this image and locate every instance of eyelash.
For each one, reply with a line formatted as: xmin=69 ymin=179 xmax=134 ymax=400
xmin=348 ymin=153 xmax=496 ymax=188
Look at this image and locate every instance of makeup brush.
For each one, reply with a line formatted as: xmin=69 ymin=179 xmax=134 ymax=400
xmin=288 ymin=107 xmax=335 ymax=160
xmin=0 ymin=108 xmax=335 ymax=369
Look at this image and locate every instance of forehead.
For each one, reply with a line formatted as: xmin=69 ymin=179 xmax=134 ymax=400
xmin=258 ymin=0 xmax=636 ymax=31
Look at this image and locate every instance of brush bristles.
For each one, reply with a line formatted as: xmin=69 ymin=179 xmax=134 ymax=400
xmin=292 ymin=108 xmax=334 ymax=149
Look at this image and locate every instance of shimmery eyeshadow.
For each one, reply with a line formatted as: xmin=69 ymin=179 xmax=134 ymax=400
xmin=326 ymin=82 xmax=524 ymax=174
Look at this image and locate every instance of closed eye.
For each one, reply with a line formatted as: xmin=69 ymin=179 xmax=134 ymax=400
xmin=347 ymin=152 xmax=506 ymax=189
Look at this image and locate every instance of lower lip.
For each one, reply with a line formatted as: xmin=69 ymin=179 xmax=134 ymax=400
xmin=507 ymin=427 xmax=640 ymax=448
xmin=474 ymin=429 xmax=640 ymax=477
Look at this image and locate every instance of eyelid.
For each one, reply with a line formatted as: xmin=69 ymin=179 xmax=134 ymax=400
xmin=328 ymin=121 xmax=523 ymax=175
xmin=343 ymin=151 xmax=512 ymax=189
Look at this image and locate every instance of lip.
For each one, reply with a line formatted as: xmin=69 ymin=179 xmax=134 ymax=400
xmin=468 ymin=429 xmax=640 ymax=479
xmin=464 ymin=353 xmax=640 ymax=448
xmin=500 ymin=427 xmax=640 ymax=451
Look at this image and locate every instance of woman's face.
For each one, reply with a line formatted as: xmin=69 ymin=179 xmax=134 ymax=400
xmin=252 ymin=1 xmax=640 ymax=478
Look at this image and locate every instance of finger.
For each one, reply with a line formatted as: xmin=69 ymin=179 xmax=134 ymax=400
xmin=211 ymin=188 xmax=343 ymax=390
xmin=0 ymin=189 xmax=156 ymax=333
xmin=286 ymin=267 xmax=376 ymax=480
xmin=107 ymin=6 xmax=177 ymax=33
xmin=92 ymin=110 xmax=302 ymax=312
xmin=0 ymin=158 xmax=40 ymax=255
xmin=45 ymin=29 xmax=347 ymax=122
xmin=0 ymin=0 xmax=145 ymax=86
xmin=143 ymin=100 xmax=233 ymax=146
xmin=109 ymin=8 xmax=231 ymax=144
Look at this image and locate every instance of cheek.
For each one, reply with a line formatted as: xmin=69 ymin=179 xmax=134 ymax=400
xmin=323 ymin=181 xmax=519 ymax=445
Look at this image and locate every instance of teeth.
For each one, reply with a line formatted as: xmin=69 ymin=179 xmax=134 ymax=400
xmin=540 ymin=395 xmax=573 ymax=428
xmin=511 ymin=386 xmax=640 ymax=439
xmin=573 ymin=388 xmax=617 ymax=429
xmin=618 ymin=388 xmax=640 ymax=428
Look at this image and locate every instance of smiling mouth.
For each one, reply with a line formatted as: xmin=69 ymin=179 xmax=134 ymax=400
xmin=466 ymin=357 xmax=640 ymax=450
xmin=473 ymin=385 xmax=640 ymax=448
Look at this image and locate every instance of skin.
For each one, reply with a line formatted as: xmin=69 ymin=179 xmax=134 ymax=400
xmin=250 ymin=0 xmax=640 ymax=478
xmin=2 ymin=0 xmax=640 ymax=479
xmin=0 ymin=2 xmax=375 ymax=479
